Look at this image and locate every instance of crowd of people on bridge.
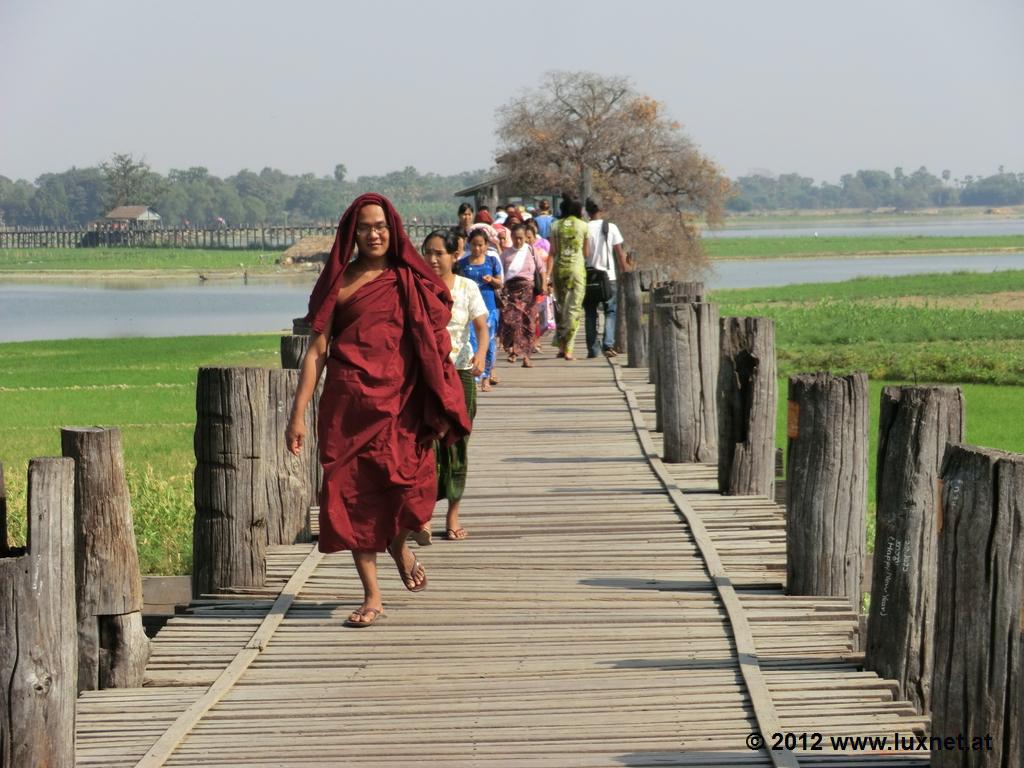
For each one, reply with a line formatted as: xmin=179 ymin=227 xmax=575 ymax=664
xmin=452 ymin=194 xmax=630 ymax=374
xmin=286 ymin=191 xmax=629 ymax=627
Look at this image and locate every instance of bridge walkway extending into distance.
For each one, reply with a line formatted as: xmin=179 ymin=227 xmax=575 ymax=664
xmin=75 ymin=357 xmax=929 ymax=767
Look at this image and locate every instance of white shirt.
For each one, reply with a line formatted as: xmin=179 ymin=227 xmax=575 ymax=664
xmin=447 ymin=275 xmax=488 ymax=370
xmin=586 ymin=219 xmax=624 ymax=281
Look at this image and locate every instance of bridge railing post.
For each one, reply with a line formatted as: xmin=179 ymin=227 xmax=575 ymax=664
xmin=785 ymin=372 xmax=868 ymax=606
xmin=193 ymin=367 xmax=269 ymax=598
xmin=0 ymin=459 xmax=77 ymax=767
xmin=61 ymin=427 xmax=150 ymax=691
xmin=717 ymin=317 xmax=777 ymax=497
xmin=931 ymin=444 xmax=1024 ymax=768
xmin=265 ymin=369 xmax=314 ymax=545
xmin=280 ymin=317 xmax=311 ymax=370
xmin=863 ymin=386 xmax=964 ymax=714
xmin=655 ymin=301 xmax=720 ymax=463
xmin=648 ymin=281 xmax=705 ymax=387
xmin=621 ymin=270 xmax=647 ymax=368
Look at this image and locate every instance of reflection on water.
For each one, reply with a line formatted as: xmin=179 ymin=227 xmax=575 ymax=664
xmin=2 ymin=254 xmax=1024 ymax=343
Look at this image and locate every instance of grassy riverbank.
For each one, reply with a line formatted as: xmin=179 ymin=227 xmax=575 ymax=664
xmin=721 ymin=205 xmax=1024 ymax=228
xmin=1 ymin=232 xmax=1023 ymax=278
xmin=1 ymin=268 xmax=1022 ymax=572
xmin=703 ymin=233 xmax=1024 ymax=260
xmin=0 ymin=247 xmax=281 ymax=274
xmin=712 ymin=270 xmax=1024 ymax=548
xmin=0 ymin=335 xmax=280 ymax=573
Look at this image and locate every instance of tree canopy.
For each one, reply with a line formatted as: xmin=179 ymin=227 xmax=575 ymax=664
xmin=496 ymin=71 xmax=732 ymax=272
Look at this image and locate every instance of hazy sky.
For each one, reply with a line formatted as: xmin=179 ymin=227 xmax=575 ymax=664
xmin=2 ymin=0 xmax=1021 ymax=184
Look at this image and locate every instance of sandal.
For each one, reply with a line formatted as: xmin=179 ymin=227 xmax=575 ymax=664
xmin=388 ymin=543 xmax=428 ymax=592
xmin=445 ymin=527 xmax=469 ymax=540
xmin=507 ymin=353 xmax=517 ymax=363
xmin=521 ymin=358 xmax=533 ymax=368
xmin=489 ymin=375 xmax=500 ymax=386
xmin=344 ymin=606 xmax=384 ymax=628
xmin=409 ymin=527 xmax=432 ymax=547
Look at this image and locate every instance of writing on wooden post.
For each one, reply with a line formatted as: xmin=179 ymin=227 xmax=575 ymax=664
xmin=864 ymin=386 xmax=964 ymax=715
xmin=931 ymin=444 xmax=1023 ymax=768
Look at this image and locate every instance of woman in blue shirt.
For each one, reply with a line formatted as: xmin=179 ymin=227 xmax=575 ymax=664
xmin=456 ymin=228 xmax=503 ymax=391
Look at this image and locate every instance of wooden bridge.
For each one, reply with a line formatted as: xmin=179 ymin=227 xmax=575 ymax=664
xmin=74 ymin=358 xmax=930 ymax=767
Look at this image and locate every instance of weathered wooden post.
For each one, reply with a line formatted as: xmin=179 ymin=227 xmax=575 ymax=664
xmin=0 ymin=459 xmax=77 ymax=767
xmin=61 ymin=427 xmax=149 ymax=691
xmin=717 ymin=317 xmax=777 ymax=496
xmin=656 ymin=302 xmax=720 ymax=463
xmin=931 ymin=445 xmax=1023 ymax=768
xmin=280 ymin=317 xmax=311 ymax=370
xmin=647 ymin=282 xmax=705 ymax=386
xmin=621 ymin=269 xmax=646 ymax=368
xmin=786 ymin=372 xmax=868 ymax=604
xmin=265 ymin=369 xmax=313 ymax=545
xmin=651 ymin=283 xmax=708 ymax=434
xmin=614 ymin=278 xmax=627 ymax=356
xmin=864 ymin=386 xmax=965 ymax=714
xmin=193 ymin=367 xmax=268 ymax=598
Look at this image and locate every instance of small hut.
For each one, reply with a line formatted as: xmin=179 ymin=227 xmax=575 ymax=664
xmin=280 ymin=235 xmax=334 ymax=265
xmin=454 ymin=176 xmax=554 ymax=214
xmin=104 ymin=205 xmax=162 ymax=226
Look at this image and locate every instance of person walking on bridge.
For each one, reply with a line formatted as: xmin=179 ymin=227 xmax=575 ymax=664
xmin=548 ymin=195 xmax=590 ymax=360
xmin=583 ymin=198 xmax=629 ymax=358
xmin=286 ymin=193 xmax=471 ymax=628
xmin=420 ymin=229 xmax=488 ymax=541
xmin=499 ymin=223 xmax=545 ymax=368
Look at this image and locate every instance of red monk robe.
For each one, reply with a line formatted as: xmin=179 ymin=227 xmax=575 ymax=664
xmin=306 ymin=194 xmax=471 ymax=553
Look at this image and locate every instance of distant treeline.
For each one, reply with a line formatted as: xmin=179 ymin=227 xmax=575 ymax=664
xmin=0 ymin=158 xmax=487 ymax=228
xmin=2 ymin=158 xmax=1023 ymax=228
xmin=728 ymin=166 xmax=1024 ymax=212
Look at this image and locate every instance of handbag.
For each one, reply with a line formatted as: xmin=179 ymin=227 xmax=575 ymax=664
xmin=531 ymin=247 xmax=545 ymax=297
xmin=584 ymin=267 xmax=612 ymax=305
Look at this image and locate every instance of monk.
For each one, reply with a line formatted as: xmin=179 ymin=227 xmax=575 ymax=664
xmin=286 ymin=193 xmax=471 ymax=628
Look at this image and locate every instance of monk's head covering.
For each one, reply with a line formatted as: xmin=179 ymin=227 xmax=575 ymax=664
xmin=305 ymin=192 xmax=470 ymax=444
xmin=474 ymin=210 xmax=493 ymax=224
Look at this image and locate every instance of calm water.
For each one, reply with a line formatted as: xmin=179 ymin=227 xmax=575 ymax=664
xmin=2 ymin=252 xmax=1024 ymax=343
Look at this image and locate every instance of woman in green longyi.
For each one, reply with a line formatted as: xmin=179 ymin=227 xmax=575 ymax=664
xmin=548 ymin=196 xmax=590 ymax=360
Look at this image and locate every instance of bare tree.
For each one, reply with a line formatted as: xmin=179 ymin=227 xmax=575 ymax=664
xmin=495 ymin=71 xmax=731 ymax=274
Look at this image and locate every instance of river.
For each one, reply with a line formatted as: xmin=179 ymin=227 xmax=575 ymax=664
xmin=2 ymin=251 xmax=1024 ymax=343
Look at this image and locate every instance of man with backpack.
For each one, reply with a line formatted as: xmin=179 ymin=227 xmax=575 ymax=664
xmin=583 ymin=199 xmax=629 ymax=358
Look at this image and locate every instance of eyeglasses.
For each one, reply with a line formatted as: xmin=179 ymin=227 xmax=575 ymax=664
xmin=355 ymin=223 xmax=390 ymax=236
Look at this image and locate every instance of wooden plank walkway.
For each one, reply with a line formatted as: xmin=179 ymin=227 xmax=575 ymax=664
xmin=77 ymin=357 xmax=930 ymax=767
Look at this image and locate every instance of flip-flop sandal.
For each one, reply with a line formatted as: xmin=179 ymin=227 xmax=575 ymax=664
xmin=445 ymin=528 xmax=469 ymax=540
xmin=344 ymin=606 xmax=384 ymax=628
xmin=409 ymin=528 xmax=432 ymax=546
xmin=389 ymin=545 xmax=428 ymax=592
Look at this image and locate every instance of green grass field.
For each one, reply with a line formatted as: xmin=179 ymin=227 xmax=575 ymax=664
xmin=0 ymin=247 xmax=278 ymax=272
xmin=712 ymin=271 xmax=1024 ymax=550
xmin=2 ymin=233 xmax=1023 ymax=275
xmin=703 ymin=234 xmax=1024 ymax=260
xmin=2 ymin=269 xmax=1023 ymax=572
xmin=0 ymin=335 xmax=281 ymax=573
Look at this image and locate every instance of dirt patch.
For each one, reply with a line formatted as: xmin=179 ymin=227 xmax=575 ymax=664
xmin=876 ymin=292 xmax=1024 ymax=311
